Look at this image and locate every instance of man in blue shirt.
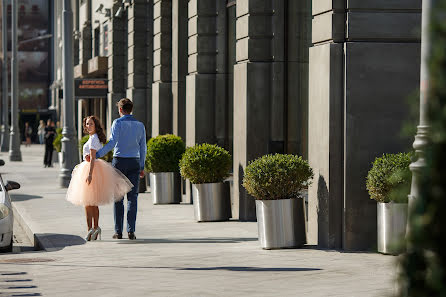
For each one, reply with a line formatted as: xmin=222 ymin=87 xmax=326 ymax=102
xmin=95 ymin=98 xmax=147 ymax=240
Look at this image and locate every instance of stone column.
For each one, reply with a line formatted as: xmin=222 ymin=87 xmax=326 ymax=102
xmin=152 ymin=0 xmax=172 ymax=136
xmin=171 ymin=0 xmax=187 ymax=141
xmin=233 ymin=0 xmax=288 ymax=221
xmin=308 ymin=0 xmax=421 ymax=250
xmin=146 ymin=0 xmax=153 ymax=137
xmin=127 ymin=1 xmax=148 ymax=127
xmin=107 ymin=2 xmax=126 ymax=133
xmin=185 ymin=0 xmax=227 ymax=203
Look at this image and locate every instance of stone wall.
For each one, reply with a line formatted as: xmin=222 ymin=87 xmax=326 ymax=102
xmin=308 ymin=0 xmax=421 ymax=250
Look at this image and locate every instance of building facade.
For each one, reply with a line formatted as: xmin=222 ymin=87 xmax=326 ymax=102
xmin=58 ymin=0 xmax=421 ymax=250
xmin=0 ymin=0 xmax=53 ymax=142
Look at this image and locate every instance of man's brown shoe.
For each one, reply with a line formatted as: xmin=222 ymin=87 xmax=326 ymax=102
xmin=128 ymin=232 xmax=136 ymax=240
xmin=112 ymin=233 xmax=122 ymax=239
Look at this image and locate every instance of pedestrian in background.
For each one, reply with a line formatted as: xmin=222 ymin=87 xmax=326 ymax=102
xmin=43 ymin=119 xmax=56 ymax=167
xmin=37 ymin=120 xmax=46 ymax=144
xmin=94 ymin=98 xmax=146 ymax=240
xmin=66 ymin=116 xmax=133 ymax=241
xmin=24 ymin=122 xmax=32 ymax=146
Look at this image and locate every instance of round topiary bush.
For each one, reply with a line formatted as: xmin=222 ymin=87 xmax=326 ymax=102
xmin=53 ymin=128 xmax=63 ymax=152
xmin=145 ymin=134 xmax=185 ymax=173
xmin=242 ymin=154 xmax=313 ymax=200
xmin=366 ymin=152 xmax=413 ymax=203
xmin=179 ymin=143 xmax=232 ymax=184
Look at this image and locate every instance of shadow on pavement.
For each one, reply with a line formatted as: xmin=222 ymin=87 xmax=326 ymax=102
xmin=177 ymin=266 xmax=322 ymax=272
xmin=36 ymin=233 xmax=85 ymax=251
xmin=10 ymin=194 xmax=43 ymax=202
xmin=117 ymin=237 xmax=258 ymax=244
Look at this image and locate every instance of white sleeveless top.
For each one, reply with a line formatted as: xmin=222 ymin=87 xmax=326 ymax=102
xmin=83 ymin=133 xmax=103 ymax=161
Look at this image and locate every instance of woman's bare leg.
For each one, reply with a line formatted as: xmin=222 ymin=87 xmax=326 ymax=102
xmin=85 ymin=206 xmax=93 ymax=230
xmin=93 ymin=206 xmax=99 ymax=229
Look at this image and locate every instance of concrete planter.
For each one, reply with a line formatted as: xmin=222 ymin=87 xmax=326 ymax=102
xmin=377 ymin=202 xmax=407 ymax=255
xmin=255 ymin=198 xmax=307 ymax=249
xmin=192 ymin=182 xmax=231 ymax=222
xmin=150 ymin=172 xmax=181 ymax=204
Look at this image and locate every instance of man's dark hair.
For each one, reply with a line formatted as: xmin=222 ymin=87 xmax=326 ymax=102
xmin=117 ymin=98 xmax=133 ymax=114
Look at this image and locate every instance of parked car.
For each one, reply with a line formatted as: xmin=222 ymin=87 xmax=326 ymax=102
xmin=0 ymin=160 xmax=21 ymax=252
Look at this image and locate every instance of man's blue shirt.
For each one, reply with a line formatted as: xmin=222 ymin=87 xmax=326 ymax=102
xmin=96 ymin=115 xmax=147 ymax=170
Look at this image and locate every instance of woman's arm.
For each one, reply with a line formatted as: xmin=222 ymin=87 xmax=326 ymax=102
xmin=86 ymin=149 xmax=97 ymax=185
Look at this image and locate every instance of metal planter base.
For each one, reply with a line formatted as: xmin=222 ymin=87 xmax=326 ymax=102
xmin=192 ymin=182 xmax=231 ymax=222
xmin=256 ymin=198 xmax=307 ymax=249
xmin=377 ymin=202 xmax=408 ymax=255
xmin=150 ymin=172 xmax=181 ymax=204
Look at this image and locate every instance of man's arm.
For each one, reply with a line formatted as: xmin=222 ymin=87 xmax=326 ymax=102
xmin=96 ymin=120 xmax=119 ymax=158
xmin=139 ymin=124 xmax=147 ymax=171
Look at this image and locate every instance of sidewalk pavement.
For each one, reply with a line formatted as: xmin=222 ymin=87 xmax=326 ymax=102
xmin=0 ymin=145 xmax=398 ymax=297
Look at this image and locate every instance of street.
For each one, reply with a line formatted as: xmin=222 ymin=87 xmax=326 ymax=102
xmin=0 ymin=145 xmax=398 ymax=297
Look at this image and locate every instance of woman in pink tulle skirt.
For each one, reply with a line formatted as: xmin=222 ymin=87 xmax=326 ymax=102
xmin=66 ymin=116 xmax=133 ymax=241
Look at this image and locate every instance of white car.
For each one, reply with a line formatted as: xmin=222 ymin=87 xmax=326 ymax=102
xmin=0 ymin=160 xmax=20 ymax=252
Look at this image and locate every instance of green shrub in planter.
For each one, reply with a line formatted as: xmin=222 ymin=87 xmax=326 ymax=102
xmin=146 ymin=134 xmax=185 ymax=172
xmin=242 ymin=154 xmax=313 ymax=200
xmin=366 ymin=152 xmax=413 ymax=203
xmin=53 ymin=128 xmax=63 ymax=152
xmin=179 ymin=143 xmax=231 ymax=184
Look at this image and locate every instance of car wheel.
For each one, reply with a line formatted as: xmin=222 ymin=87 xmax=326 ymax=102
xmin=0 ymin=236 xmax=13 ymax=253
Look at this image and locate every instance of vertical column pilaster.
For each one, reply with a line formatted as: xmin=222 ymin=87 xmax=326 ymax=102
xmin=184 ymin=0 xmax=226 ymax=203
xmin=308 ymin=0 xmax=422 ymax=250
xmin=127 ymin=0 xmax=148 ymax=127
xmin=152 ymin=0 xmax=172 ymax=136
xmin=172 ymin=0 xmax=188 ymax=141
xmin=107 ymin=2 xmax=126 ymax=133
xmin=233 ymin=0 xmax=285 ymax=221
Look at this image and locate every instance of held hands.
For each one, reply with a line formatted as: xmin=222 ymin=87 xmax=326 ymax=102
xmin=86 ymin=175 xmax=92 ymax=185
xmin=85 ymin=154 xmax=91 ymax=162
xmin=140 ymin=170 xmax=145 ymax=179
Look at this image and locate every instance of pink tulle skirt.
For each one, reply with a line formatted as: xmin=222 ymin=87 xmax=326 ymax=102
xmin=66 ymin=159 xmax=134 ymax=206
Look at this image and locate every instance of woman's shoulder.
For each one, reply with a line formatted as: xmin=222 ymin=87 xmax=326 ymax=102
xmin=90 ymin=133 xmax=100 ymax=140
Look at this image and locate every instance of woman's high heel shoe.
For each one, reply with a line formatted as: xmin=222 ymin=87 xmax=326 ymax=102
xmin=85 ymin=228 xmax=94 ymax=241
xmin=92 ymin=227 xmax=102 ymax=240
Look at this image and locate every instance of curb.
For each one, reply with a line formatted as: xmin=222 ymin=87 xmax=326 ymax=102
xmin=12 ymin=202 xmax=54 ymax=252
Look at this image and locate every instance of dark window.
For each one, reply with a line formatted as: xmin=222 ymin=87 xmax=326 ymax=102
xmin=94 ymin=27 xmax=99 ymax=57
xmin=103 ymin=24 xmax=108 ymax=56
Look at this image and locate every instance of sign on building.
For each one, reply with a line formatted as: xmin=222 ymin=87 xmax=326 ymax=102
xmin=74 ymin=79 xmax=108 ymax=98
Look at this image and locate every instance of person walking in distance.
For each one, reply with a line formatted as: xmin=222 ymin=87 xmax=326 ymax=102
xmin=37 ymin=120 xmax=46 ymax=144
xmin=93 ymin=99 xmax=147 ymax=240
xmin=24 ymin=122 xmax=32 ymax=146
xmin=43 ymin=119 xmax=56 ymax=167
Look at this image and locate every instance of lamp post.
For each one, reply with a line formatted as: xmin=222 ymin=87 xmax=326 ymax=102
xmin=1 ymin=0 xmax=9 ymax=152
xmin=59 ymin=0 xmax=79 ymax=187
xmin=408 ymin=1 xmax=432 ymax=213
xmin=9 ymin=0 xmax=21 ymax=161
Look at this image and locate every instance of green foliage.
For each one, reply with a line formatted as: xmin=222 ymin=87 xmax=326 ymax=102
xmin=145 ymin=134 xmax=185 ymax=172
xmin=53 ymin=128 xmax=63 ymax=152
xmin=179 ymin=143 xmax=231 ymax=184
xmin=398 ymin=3 xmax=446 ymax=296
xmin=79 ymin=135 xmax=89 ymax=155
xmin=366 ymin=153 xmax=412 ymax=203
xmin=242 ymin=154 xmax=313 ymax=200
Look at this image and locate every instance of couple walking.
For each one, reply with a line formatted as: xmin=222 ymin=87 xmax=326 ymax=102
xmin=66 ymin=99 xmax=147 ymax=241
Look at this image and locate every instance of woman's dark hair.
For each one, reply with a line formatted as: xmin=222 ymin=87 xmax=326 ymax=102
xmin=83 ymin=116 xmax=107 ymax=144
